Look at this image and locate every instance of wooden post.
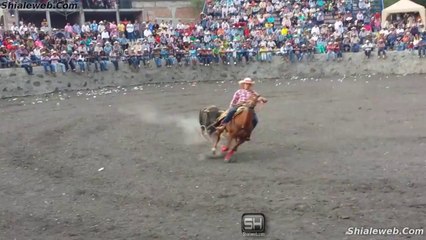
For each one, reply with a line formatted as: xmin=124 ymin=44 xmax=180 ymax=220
xmin=15 ymin=9 xmax=19 ymax=25
xmin=116 ymin=2 xmax=120 ymax=23
xmin=79 ymin=4 xmax=85 ymax=25
xmin=46 ymin=11 xmax=52 ymax=32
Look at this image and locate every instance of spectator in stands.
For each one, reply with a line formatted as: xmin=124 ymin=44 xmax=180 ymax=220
xmin=377 ymin=38 xmax=386 ymax=59
xmin=326 ymin=42 xmax=336 ymax=61
xmin=109 ymin=49 xmax=120 ymax=70
xmin=362 ymin=39 xmax=374 ymax=58
xmin=418 ymin=32 xmax=426 ymax=58
xmin=41 ymin=52 xmax=54 ymax=74
xmin=18 ymin=53 xmax=34 ymax=75
xmin=1 ymin=0 xmax=424 ymax=76
xmin=51 ymin=51 xmax=66 ymax=75
xmin=0 ymin=45 xmax=12 ymax=68
xmin=76 ymin=51 xmax=86 ymax=72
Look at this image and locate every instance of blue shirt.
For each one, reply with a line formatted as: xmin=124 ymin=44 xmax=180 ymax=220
xmin=160 ymin=50 xmax=169 ymax=58
xmin=189 ymin=49 xmax=197 ymax=57
xmin=90 ymin=23 xmax=98 ymax=32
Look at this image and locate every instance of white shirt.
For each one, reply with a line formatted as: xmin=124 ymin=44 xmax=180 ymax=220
xmin=176 ymin=23 xmax=185 ymax=30
xmin=126 ymin=24 xmax=134 ymax=33
xmin=144 ymin=29 xmax=152 ymax=37
xmin=183 ymin=36 xmax=191 ymax=43
xmin=98 ymin=24 xmax=105 ymax=32
xmin=12 ymin=25 xmax=19 ymax=32
xmin=334 ymin=21 xmax=344 ymax=34
xmin=82 ymin=24 xmax=90 ymax=33
xmin=101 ymin=31 xmax=110 ymax=39
xmin=379 ymin=29 xmax=389 ymax=36
xmin=19 ymin=25 xmax=28 ymax=35
xmin=311 ymin=26 xmax=320 ymax=35
xmin=40 ymin=26 xmax=50 ymax=33
xmin=362 ymin=43 xmax=373 ymax=50
xmin=33 ymin=48 xmax=41 ymax=57
xmin=267 ymin=41 xmax=276 ymax=48
xmin=221 ymin=22 xmax=230 ymax=29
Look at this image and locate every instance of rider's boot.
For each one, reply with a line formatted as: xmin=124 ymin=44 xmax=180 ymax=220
xmin=216 ymin=125 xmax=225 ymax=131
xmin=216 ymin=122 xmax=226 ymax=131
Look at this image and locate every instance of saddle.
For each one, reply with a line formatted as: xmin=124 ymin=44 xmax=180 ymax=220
xmin=216 ymin=106 xmax=248 ymax=123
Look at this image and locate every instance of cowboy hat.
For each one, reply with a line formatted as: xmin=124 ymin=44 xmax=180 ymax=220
xmin=238 ymin=77 xmax=255 ymax=85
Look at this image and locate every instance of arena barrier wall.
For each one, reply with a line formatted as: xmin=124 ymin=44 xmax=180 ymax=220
xmin=1 ymin=52 xmax=425 ymax=98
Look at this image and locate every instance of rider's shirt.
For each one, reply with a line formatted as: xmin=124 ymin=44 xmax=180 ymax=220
xmin=230 ymin=89 xmax=259 ymax=108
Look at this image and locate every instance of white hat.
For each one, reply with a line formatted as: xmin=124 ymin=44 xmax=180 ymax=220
xmin=238 ymin=77 xmax=255 ymax=85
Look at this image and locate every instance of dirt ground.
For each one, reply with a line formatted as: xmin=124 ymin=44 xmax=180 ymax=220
xmin=0 ymin=74 xmax=425 ymax=240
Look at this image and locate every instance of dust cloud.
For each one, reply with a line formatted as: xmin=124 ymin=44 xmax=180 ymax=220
xmin=118 ymin=104 xmax=207 ymax=145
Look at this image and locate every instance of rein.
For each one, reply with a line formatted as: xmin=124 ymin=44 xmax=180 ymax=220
xmin=202 ymin=121 xmax=218 ymax=132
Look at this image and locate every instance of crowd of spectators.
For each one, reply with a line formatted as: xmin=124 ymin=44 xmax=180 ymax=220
xmin=0 ymin=0 xmax=425 ymax=75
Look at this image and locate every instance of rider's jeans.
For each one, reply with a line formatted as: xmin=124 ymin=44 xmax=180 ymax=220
xmin=222 ymin=106 xmax=238 ymax=124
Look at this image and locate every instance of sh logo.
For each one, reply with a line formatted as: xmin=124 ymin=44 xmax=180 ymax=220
xmin=241 ymin=213 xmax=266 ymax=236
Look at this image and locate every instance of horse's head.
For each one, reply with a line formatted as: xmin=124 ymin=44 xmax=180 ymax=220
xmin=246 ymin=94 xmax=260 ymax=109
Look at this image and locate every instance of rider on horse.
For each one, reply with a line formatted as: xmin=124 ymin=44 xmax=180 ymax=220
xmin=216 ymin=77 xmax=268 ymax=140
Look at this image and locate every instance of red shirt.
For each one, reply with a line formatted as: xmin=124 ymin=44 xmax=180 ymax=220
xmin=333 ymin=44 xmax=340 ymax=52
xmin=244 ymin=27 xmax=250 ymax=37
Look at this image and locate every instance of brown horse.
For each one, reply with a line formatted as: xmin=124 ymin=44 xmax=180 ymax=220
xmin=212 ymin=94 xmax=260 ymax=162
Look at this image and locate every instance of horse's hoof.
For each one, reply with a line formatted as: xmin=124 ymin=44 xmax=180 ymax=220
xmin=224 ymin=151 xmax=234 ymax=162
xmin=211 ymin=148 xmax=216 ymax=155
xmin=221 ymin=145 xmax=229 ymax=153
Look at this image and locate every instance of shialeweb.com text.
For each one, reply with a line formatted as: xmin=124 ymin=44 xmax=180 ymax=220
xmin=1 ymin=1 xmax=78 ymax=10
xmin=346 ymin=227 xmax=424 ymax=236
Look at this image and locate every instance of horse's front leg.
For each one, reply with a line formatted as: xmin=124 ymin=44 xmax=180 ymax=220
xmin=221 ymin=133 xmax=233 ymax=153
xmin=224 ymin=137 xmax=244 ymax=162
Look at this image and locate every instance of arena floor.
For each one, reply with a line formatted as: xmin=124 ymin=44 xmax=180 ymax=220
xmin=1 ymin=74 xmax=425 ymax=240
